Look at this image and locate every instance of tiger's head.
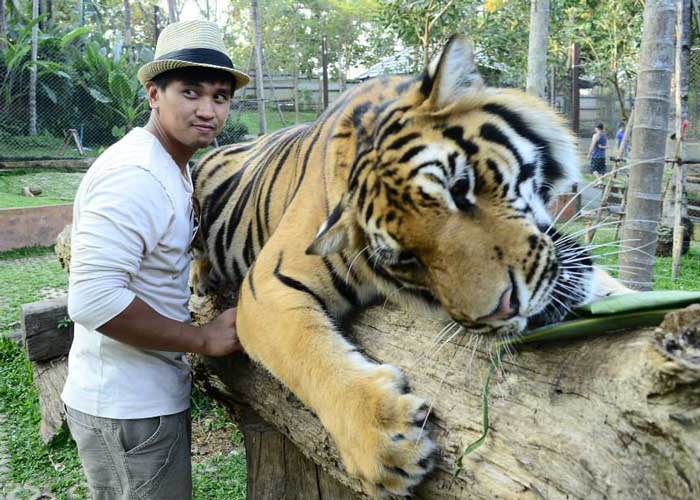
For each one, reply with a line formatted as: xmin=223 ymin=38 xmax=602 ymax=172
xmin=308 ymin=36 xmax=593 ymax=332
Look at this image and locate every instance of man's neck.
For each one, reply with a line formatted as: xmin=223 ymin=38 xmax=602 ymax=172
xmin=144 ymin=119 xmax=195 ymax=173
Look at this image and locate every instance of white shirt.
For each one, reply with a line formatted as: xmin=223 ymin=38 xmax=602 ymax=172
xmin=62 ymin=127 xmax=195 ymax=419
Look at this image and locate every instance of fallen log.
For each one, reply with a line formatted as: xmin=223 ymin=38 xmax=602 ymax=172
xmin=20 ymin=297 xmax=71 ymax=443
xmin=190 ymin=294 xmax=700 ymax=500
xmin=32 ymin=357 xmax=69 ymax=443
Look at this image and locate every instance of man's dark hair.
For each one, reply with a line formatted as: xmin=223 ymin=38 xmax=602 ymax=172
xmin=151 ymin=66 xmax=236 ymax=93
xmin=596 ymin=122 xmax=605 ymax=131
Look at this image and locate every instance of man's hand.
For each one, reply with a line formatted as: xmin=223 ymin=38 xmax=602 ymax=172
xmin=200 ymin=307 xmax=242 ymax=356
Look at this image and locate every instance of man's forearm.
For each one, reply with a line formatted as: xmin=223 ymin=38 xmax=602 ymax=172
xmin=97 ymin=297 xmax=206 ymax=353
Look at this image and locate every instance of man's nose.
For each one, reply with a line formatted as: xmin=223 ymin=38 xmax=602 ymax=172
xmin=196 ymin=99 xmax=216 ymax=119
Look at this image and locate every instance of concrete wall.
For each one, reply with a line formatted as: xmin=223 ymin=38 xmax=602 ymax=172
xmin=0 ymin=204 xmax=73 ymax=251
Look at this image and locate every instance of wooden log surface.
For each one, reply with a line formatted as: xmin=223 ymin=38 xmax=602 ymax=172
xmin=21 ymin=296 xmax=73 ymax=362
xmin=32 ymin=357 xmax=68 ymax=443
xmin=191 ymin=294 xmax=700 ymax=500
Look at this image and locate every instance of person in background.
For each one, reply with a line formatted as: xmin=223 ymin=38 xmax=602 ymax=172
xmin=588 ymin=122 xmax=608 ymax=188
xmin=61 ymin=20 xmax=249 ymax=499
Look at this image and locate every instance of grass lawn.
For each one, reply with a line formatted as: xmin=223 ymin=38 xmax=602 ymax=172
xmin=0 ymin=246 xmax=246 ymax=499
xmin=0 ymin=169 xmax=84 ymax=209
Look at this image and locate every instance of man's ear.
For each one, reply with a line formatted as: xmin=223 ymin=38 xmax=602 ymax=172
xmin=419 ymin=35 xmax=485 ymax=110
xmin=145 ymin=81 xmax=160 ymax=110
xmin=306 ymin=198 xmax=351 ymax=256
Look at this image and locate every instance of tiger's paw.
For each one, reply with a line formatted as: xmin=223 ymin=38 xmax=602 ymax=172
xmin=329 ymin=364 xmax=437 ymax=497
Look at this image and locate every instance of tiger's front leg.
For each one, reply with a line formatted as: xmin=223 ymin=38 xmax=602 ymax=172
xmin=236 ymin=250 xmax=436 ymax=497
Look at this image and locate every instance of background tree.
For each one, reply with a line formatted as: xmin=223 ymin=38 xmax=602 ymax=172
xmin=662 ymin=0 xmax=692 ymax=229
xmin=168 ymin=0 xmax=178 ymax=22
xmin=619 ymin=0 xmax=676 ymax=290
xmin=1 ymin=0 xmax=7 ymax=51
xmin=526 ymin=0 xmax=550 ymax=97
xmin=29 ymin=0 xmax=39 ymax=135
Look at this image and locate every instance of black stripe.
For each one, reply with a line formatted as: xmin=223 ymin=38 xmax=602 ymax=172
xmin=482 ymin=103 xmax=564 ymax=182
xmin=486 ymin=159 xmax=504 ymax=185
xmin=243 ymin=222 xmax=255 ymax=267
xmin=386 ymin=133 xmax=421 ymax=152
xmin=479 ymin=123 xmax=524 ymax=167
xmin=352 ymin=102 xmax=372 ymax=127
xmin=443 ymin=126 xmax=479 ymax=158
xmin=246 ymin=262 xmax=257 ymax=300
xmin=398 ymin=145 xmax=426 ymax=164
xmin=204 ymin=169 xmax=245 ymax=238
xmin=214 ymin=223 xmax=228 ymax=278
xmin=339 ymin=253 xmax=361 ymax=284
xmin=274 ymin=253 xmax=329 ymax=315
xmin=225 ymin=174 xmax=256 ymax=248
xmin=290 ymin=124 xmax=324 ymax=202
xmin=374 ymin=105 xmax=411 ymax=141
xmin=395 ymin=76 xmax=419 ymax=94
xmin=322 ymin=257 xmax=359 ymax=306
xmin=263 ymin=129 xmax=303 ymax=231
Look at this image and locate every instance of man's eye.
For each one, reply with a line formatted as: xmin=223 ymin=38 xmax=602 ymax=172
xmin=214 ymin=94 xmax=230 ymax=103
xmin=183 ymin=89 xmax=197 ymax=98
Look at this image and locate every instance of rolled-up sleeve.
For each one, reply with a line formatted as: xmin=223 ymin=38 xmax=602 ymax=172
xmin=67 ymin=165 xmax=174 ymax=331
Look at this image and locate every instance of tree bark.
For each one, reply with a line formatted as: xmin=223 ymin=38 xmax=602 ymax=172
xmin=251 ymin=0 xmax=266 ymax=134
xmin=123 ymin=0 xmax=133 ymax=64
xmin=618 ymin=0 xmax=676 ymax=290
xmin=29 ymin=0 xmax=39 ymax=136
xmin=167 ymin=0 xmax=177 ymax=23
xmin=190 ymin=294 xmax=700 ymax=500
xmin=0 ymin=0 xmax=8 ymax=52
xmin=662 ymin=0 xmax=691 ymax=228
xmin=526 ymin=0 xmax=550 ymax=98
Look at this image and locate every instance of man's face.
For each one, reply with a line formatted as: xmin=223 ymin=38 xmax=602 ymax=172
xmin=147 ymin=79 xmax=232 ymax=150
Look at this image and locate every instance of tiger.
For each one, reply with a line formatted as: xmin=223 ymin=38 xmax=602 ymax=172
xmin=190 ymin=36 xmax=626 ymax=497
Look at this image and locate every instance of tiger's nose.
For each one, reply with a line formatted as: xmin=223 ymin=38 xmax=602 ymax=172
xmin=477 ymin=273 xmax=520 ymax=322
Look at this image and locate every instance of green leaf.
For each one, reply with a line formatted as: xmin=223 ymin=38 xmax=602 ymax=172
xmin=111 ymin=125 xmax=125 ymax=139
xmin=574 ymin=291 xmax=700 ymax=316
xmin=60 ymin=26 xmax=91 ymax=48
xmin=109 ymin=72 xmax=133 ymax=107
xmin=88 ymin=87 xmax=111 ymax=103
xmin=39 ymin=82 xmax=57 ymax=104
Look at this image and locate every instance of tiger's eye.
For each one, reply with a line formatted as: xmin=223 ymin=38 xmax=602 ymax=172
xmin=450 ymin=178 xmax=474 ymax=212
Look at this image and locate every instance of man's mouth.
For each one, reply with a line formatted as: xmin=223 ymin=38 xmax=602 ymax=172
xmin=193 ymin=124 xmax=216 ymax=133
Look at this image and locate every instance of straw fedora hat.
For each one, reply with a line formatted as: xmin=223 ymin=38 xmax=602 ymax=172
xmin=137 ymin=20 xmax=250 ymax=90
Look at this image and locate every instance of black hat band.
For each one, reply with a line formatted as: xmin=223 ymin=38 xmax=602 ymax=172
xmin=156 ymin=48 xmax=234 ymax=69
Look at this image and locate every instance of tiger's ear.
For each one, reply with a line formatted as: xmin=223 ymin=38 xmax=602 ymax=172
xmin=420 ymin=35 xmax=484 ymax=110
xmin=306 ymin=199 xmax=351 ymax=256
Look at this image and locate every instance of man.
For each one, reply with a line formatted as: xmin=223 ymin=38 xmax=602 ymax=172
xmin=62 ymin=20 xmax=249 ymax=499
xmin=587 ymin=122 xmax=608 ymax=188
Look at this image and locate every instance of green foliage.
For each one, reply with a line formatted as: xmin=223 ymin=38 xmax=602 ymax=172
xmin=73 ymin=39 xmax=149 ymax=142
xmin=217 ymin=120 xmax=250 ymax=146
xmin=375 ymin=0 xmax=644 ymax=91
xmin=193 ymin=451 xmax=247 ymax=499
xmin=0 ymin=336 xmax=89 ymax=500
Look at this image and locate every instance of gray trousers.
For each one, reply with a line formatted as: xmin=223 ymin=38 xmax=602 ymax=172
xmin=65 ymin=405 xmax=192 ymax=500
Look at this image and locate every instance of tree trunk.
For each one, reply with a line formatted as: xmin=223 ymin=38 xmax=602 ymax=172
xmin=167 ymin=0 xmax=177 ymax=23
xmin=29 ymin=0 xmax=38 ymax=136
xmin=618 ymin=0 xmax=676 ymax=290
xmin=0 ymin=0 xmax=6 ymax=51
xmin=526 ymin=0 xmax=550 ymax=98
xmin=191 ymin=293 xmax=700 ymax=500
xmin=123 ymin=0 xmax=133 ymax=63
xmin=662 ymin=0 xmax=691 ymax=228
xmin=251 ymin=0 xmax=266 ymax=135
